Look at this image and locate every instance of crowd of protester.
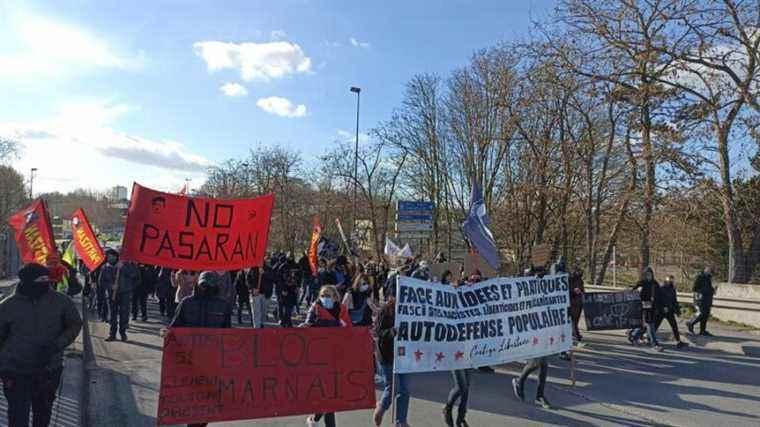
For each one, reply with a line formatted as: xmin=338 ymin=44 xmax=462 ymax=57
xmin=0 ymin=244 xmax=718 ymax=427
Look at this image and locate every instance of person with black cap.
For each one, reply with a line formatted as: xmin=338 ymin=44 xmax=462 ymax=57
xmin=170 ymin=271 xmax=233 ymax=329
xmin=106 ymin=252 xmax=140 ymax=342
xmin=0 ymin=263 xmax=83 ymax=427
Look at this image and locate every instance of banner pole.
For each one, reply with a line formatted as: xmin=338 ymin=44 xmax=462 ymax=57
xmin=390 ymin=372 xmax=397 ymax=425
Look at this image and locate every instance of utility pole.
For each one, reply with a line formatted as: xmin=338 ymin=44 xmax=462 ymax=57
xmin=29 ymin=168 xmax=37 ymax=199
xmin=350 ymin=86 xmax=361 ymax=231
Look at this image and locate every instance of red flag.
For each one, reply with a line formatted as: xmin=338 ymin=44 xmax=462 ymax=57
xmin=7 ymin=199 xmax=58 ymax=265
xmin=121 ymin=183 xmax=274 ymax=270
xmin=308 ymin=217 xmax=321 ymax=277
xmin=71 ymin=208 xmax=105 ymax=270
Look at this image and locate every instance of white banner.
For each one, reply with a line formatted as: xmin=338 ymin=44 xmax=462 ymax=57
xmin=393 ymin=275 xmax=572 ymax=373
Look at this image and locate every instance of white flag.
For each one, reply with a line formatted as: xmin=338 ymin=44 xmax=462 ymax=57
xmin=398 ymin=244 xmax=413 ymax=259
xmin=384 ymin=237 xmax=401 ymax=257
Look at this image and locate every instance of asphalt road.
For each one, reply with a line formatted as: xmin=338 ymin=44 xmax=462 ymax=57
xmin=84 ymin=296 xmax=760 ymax=427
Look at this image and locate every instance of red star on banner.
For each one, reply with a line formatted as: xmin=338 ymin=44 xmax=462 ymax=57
xmin=532 ymin=337 xmax=539 ymax=346
xmin=550 ymin=337 xmax=555 ymax=345
xmin=414 ymin=350 xmax=424 ymax=361
xmin=435 ymin=352 xmax=445 ymax=362
xmin=454 ymin=351 xmax=465 ymax=361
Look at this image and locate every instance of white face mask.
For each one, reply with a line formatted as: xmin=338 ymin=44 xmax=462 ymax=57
xmin=320 ymin=296 xmax=334 ymax=309
xmin=360 ymin=284 xmax=369 ymax=292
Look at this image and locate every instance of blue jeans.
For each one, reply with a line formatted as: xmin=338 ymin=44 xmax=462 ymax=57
xmin=632 ymin=321 xmax=659 ymax=346
xmin=447 ymin=369 xmax=472 ymax=414
xmin=379 ymin=364 xmax=409 ymax=424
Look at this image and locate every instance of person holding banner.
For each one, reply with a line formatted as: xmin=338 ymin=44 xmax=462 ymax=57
xmin=373 ymin=288 xmax=411 ymax=427
xmin=442 ymin=270 xmax=473 ymax=427
xmin=168 ymin=271 xmax=232 ymax=427
xmin=342 ymin=273 xmax=375 ymax=326
xmin=303 ymin=285 xmax=352 ymax=427
xmin=512 ymin=265 xmax=554 ymax=410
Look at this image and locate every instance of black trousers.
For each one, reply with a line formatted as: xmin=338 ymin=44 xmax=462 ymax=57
xmin=518 ymin=357 xmax=548 ymax=399
xmin=109 ymin=293 xmax=131 ymax=337
xmin=688 ymin=302 xmax=712 ymax=333
xmin=131 ymin=288 xmax=148 ymax=319
xmin=2 ymin=369 xmax=62 ymax=427
xmin=278 ymin=303 xmax=293 ymax=328
xmin=314 ymin=413 xmax=335 ymax=427
xmin=96 ymin=286 xmax=110 ymax=321
xmin=655 ymin=312 xmax=681 ymax=341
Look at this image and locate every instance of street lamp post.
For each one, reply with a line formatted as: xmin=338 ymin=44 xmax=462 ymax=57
xmin=30 ymin=168 xmax=37 ymax=199
xmin=350 ymin=86 xmax=361 ymax=231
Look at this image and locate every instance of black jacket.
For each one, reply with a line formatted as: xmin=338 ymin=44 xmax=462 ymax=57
xmin=655 ymin=284 xmax=680 ymax=316
xmin=692 ymin=273 xmax=714 ymax=298
xmin=170 ymin=294 xmax=232 ymax=328
xmin=375 ymin=302 xmax=395 ymax=365
xmin=246 ymin=267 xmax=274 ymax=299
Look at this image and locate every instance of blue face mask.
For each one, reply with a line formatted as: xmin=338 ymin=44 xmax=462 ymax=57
xmin=320 ymin=296 xmax=334 ymax=309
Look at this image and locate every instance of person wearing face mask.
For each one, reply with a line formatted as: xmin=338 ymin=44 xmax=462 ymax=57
xmin=169 ymin=271 xmax=232 ymax=427
xmin=655 ymin=275 xmax=688 ymax=349
xmin=303 ymin=285 xmax=351 ymax=427
xmin=96 ymin=249 xmax=119 ymax=322
xmin=342 ymin=273 xmax=375 ymax=326
xmin=0 ymin=263 xmax=82 ymax=427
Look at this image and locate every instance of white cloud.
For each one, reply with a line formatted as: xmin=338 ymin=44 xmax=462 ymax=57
xmin=0 ymin=101 xmax=211 ymax=193
xmin=219 ymin=82 xmax=248 ymax=97
xmin=256 ymin=96 xmax=307 ymax=118
xmin=193 ymin=40 xmax=312 ymax=82
xmin=0 ymin=13 xmax=142 ymax=78
xmin=270 ymin=30 xmax=288 ymax=40
xmin=337 ymin=129 xmax=369 ymax=144
xmin=349 ymin=37 xmax=370 ymax=49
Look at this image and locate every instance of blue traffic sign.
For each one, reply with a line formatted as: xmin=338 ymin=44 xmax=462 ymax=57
xmin=396 ymin=214 xmax=433 ymax=222
xmin=397 ymin=201 xmax=434 ymax=212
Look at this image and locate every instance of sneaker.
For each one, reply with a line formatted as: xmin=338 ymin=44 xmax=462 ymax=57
xmin=512 ymin=378 xmax=524 ymax=402
xmin=653 ymin=345 xmax=664 ymax=352
xmin=687 ymin=322 xmax=695 ymax=335
xmin=559 ymin=352 xmax=571 ymax=361
xmin=536 ymin=396 xmax=553 ymax=409
xmin=374 ymin=374 xmax=386 ymax=386
xmin=700 ymin=331 xmax=714 ymax=337
xmin=456 ymin=417 xmax=470 ymax=427
xmin=442 ymin=405 xmax=454 ymax=427
xmin=305 ymin=415 xmax=317 ymax=427
xmin=120 ymin=333 xmax=128 ymax=342
xmin=105 ymin=336 xmax=117 ymax=342
xmin=676 ymin=341 xmax=689 ymax=349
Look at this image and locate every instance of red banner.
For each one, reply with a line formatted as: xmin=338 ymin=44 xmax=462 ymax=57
xmin=157 ymin=327 xmax=375 ymax=425
xmin=71 ymin=208 xmax=105 ymax=271
xmin=308 ymin=217 xmax=321 ymax=277
xmin=7 ymin=199 xmax=58 ymax=265
xmin=121 ymin=183 xmax=274 ymax=270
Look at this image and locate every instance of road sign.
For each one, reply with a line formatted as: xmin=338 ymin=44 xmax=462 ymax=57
xmin=397 ymin=201 xmax=434 ymax=212
xmin=396 ymin=214 xmax=433 ymax=222
xmin=396 ymin=223 xmax=433 ymax=232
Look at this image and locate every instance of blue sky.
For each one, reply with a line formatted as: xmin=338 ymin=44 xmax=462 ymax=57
xmin=0 ymin=0 xmax=554 ymax=194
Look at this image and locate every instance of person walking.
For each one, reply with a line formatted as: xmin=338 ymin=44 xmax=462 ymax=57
xmin=342 ymin=273 xmax=375 ymax=326
xmin=687 ymin=267 xmax=715 ymax=337
xmin=96 ymin=249 xmax=119 ymax=322
xmin=233 ymin=270 xmax=252 ymax=325
xmin=568 ymin=266 xmax=585 ymax=342
xmin=513 ymin=264 xmax=553 ymax=409
xmin=156 ymin=267 xmax=174 ymax=318
xmin=373 ymin=285 xmax=410 ymax=427
xmin=303 ymin=285 xmax=352 ymax=427
xmin=442 ymin=270 xmax=472 ymax=427
xmin=132 ymin=264 xmax=152 ymax=322
xmin=0 ymin=263 xmax=83 ymax=427
xmin=248 ymin=262 xmax=274 ymax=328
xmin=654 ymin=276 xmax=688 ymax=349
xmin=629 ymin=267 xmax=663 ymax=351
xmin=107 ymin=256 xmax=140 ymax=342
xmin=168 ymin=271 xmax=232 ymax=427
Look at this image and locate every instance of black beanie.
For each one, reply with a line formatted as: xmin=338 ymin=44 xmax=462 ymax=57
xmin=18 ymin=263 xmax=50 ymax=284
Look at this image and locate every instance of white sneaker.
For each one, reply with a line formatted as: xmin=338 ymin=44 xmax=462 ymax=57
xmin=306 ymin=415 xmax=317 ymax=427
xmin=374 ymin=374 xmax=386 ymax=385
